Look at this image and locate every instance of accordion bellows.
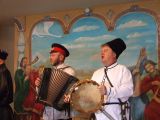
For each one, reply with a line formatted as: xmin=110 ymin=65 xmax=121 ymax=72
xmin=37 ymin=68 xmax=78 ymax=111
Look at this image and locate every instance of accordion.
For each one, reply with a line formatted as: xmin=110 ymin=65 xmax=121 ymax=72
xmin=37 ymin=68 xmax=78 ymax=111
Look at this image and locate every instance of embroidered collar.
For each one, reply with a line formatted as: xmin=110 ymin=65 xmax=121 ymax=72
xmin=53 ymin=63 xmax=67 ymax=69
xmin=105 ymin=62 xmax=118 ymax=69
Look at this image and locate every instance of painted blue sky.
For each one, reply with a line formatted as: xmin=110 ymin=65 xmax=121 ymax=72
xmin=32 ymin=12 xmax=157 ymax=71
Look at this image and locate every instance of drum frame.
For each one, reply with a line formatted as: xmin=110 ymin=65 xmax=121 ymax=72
xmin=70 ymin=80 xmax=104 ymax=113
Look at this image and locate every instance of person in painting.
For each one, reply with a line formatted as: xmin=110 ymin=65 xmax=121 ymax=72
xmin=35 ymin=43 xmax=75 ymax=120
xmin=91 ymin=38 xmax=133 ymax=120
xmin=139 ymin=59 xmax=160 ymax=120
xmin=14 ymin=57 xmax=30 ymax=120
xmin=23 ymin=64 xmax=45 ymax=120
xmin=129 ymin=48 xmax=149 ymax=120
xmin=0 ymin=49 xmax=14 ymax=120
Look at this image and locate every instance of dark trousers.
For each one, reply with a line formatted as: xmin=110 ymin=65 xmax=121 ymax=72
xmin=0 ymin=105 xmax=14 ymax=120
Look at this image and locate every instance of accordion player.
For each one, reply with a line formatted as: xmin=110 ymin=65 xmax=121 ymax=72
xmin=37 ymin=67 xmax=78 ymax=111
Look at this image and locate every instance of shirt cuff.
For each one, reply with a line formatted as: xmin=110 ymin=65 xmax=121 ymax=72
xmin=106 ymin=87 xmax=111 ymax=96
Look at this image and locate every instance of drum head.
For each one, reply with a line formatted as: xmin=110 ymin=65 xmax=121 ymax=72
xmin=70 ymin=80 xmax=103 ymax=113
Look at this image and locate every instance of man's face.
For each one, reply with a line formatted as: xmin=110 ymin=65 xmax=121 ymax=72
xmin=101 ymin=45 xmax=116 ymax=66
xmin=144 ymin=63 xmax=155 ymax=73
xmin=22 ymin=58 xmax=28 ymax=68
xmin=50 ymin=52 xmax=61 ymax=66
xmin=0 ymin=58 xmax=4 ymax=64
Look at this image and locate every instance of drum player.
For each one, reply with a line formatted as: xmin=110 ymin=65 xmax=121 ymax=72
xmin=35 ymin=43 xmax=75 ymax=120
xmin=91 ymin=38 xmax=133 ymax=120
xmin=63 ymin=38 xmax=133 ymax=120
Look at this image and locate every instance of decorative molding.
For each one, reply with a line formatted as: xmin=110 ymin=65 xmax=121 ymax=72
xmin=63 ymin=14 xmax=71 ymax=24
xmin=16 ymin=31 xmax=26 ymax=68
xmin=14 ymin=17 xmax=25 ymax=32
xmin=106 ymin=9 xmax=114 ymax=20
xmin=67 ymin=13 xmax=111 ymax=33
xmin=43 ymin=16 xmax=52 ymax=21
xmin=129 ymin=5 xmax=141 ymax=11
xmin=14 ymin=17 xmax=26 ymax=68
xmin=84 ymin=8 xmax=92 ymax=16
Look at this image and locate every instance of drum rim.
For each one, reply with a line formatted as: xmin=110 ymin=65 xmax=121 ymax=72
xmin=70 ymin=79 xmax=104 ymax=113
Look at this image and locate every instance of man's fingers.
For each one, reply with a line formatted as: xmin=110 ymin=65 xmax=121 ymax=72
xmin=98 ymin=85 xmax=107 ymax=95
xmin=64 ymin=95 xmax=70 ymax=103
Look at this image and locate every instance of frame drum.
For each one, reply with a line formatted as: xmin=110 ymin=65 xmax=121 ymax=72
xmin=70 ymin=80 xmax=104 ymax=113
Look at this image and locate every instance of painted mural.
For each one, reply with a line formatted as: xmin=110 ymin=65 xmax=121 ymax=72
xmin=31 ymin=12 xmax=158 ymax=120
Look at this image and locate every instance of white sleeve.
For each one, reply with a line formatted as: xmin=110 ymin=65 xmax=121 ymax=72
xmin=108 ymin=68 xmax=133 ymax=100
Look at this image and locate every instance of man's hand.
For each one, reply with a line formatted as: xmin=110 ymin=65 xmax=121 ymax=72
xmin=98 ymin=85 xmax=107 ymax=95
xmin=64 ymin=94 xmax=70 ymax=103
xmin=24 ymin=76 xmax=29 ymax=81
xmin=35 ymin=77 xmax=41 ymax=87
xmin=152 ymin=81 xmax=160 ymax=87
xmin=132 ymin=68 xmax=140 ymax=76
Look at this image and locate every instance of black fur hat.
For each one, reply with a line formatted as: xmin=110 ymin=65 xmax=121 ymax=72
xmin=104 ymin=38 xmax=126 ymax=59
xmin=0 ymin=49 xmax=8 ymax=60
